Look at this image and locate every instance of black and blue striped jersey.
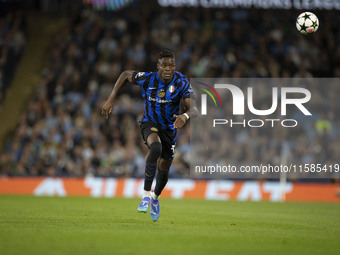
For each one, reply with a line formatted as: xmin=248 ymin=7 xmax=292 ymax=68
xmin=132 ymin=71 xmax=193 ymax=132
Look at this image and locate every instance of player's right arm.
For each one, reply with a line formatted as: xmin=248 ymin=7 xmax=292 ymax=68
xmin=101 ymin=70 xmax=135 ymax=119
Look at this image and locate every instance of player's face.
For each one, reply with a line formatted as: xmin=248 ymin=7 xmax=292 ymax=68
xmin=157 ymin=57 xmax=175 ymax=83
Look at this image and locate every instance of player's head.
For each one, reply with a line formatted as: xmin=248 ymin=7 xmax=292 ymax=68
xmin=157 ymin=48 xmax=175 ymax=83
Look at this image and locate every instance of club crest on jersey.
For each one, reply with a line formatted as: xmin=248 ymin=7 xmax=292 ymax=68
xmin=158 ymin=90 xmax=165 ymax=98
xmin=169 ymin=85 xmax=175 ymax=93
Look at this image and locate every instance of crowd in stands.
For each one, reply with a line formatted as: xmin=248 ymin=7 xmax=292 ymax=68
xmin=0 ymin=3 xmax=26 ymax=107
xmin=0 ymin=3 xmax=339 ymax=181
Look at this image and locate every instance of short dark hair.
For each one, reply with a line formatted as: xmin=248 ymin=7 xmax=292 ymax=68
xmin=158 ymin=48 xmax=175 ymax=61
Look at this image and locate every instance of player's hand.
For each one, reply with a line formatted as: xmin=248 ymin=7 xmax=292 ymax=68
xmin=101 ymin=100 xmax=114 ymax=119
xmin=173 ymin=114 xmax=187 ymax=129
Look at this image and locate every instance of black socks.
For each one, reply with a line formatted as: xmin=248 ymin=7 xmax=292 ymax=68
xmin=144 ymin=142 xmax=162 ymax=191
xmin=154 ymin=169 xmax=169 ymax=196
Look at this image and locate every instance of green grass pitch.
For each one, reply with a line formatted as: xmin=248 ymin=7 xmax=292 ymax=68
xmin=0 ymin=195 xmax=339 ymax=255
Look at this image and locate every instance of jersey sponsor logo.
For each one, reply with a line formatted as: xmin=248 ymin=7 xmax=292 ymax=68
xmin=148 ymin=96 xmax=172 ymax=104
xmin=169 ymin=85 xmax=175 ymax=93
xmin=151 ymin=127 xmax=158 ymax=132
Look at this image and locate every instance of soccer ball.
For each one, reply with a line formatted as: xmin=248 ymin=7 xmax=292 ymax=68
xmin=296 ymin=12 xmax=319 ymax=35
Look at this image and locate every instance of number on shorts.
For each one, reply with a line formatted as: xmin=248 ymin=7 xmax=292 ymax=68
xmin=171 ymin=145 xmax=176 ymax=158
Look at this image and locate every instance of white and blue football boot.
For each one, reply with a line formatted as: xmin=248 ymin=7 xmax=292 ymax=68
xmin=137 ymin=197 xmax=150 ymax=213
xmin=150 ymin=195 xmax=160 ymax=221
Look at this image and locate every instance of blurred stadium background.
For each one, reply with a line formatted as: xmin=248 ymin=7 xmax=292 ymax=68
xmin=0 ymin=0 xmax=339 ymax=201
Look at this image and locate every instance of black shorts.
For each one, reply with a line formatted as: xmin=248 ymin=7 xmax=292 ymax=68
xmin=140 ymin=121 xmax=177 ymax=160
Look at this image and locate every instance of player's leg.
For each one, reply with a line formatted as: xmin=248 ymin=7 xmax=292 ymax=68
xmin=150 ymin=158 xmax=172 ymax=221
xmin=144 ymin=133 xmax=162 ymax=193
xmin=150 ymin=130 xmax=175 ymax=221
xmin=154 ymin=158 xmax=172 ymax=197
xmin=154 ymin=131 xmax=176 ymax=198
xmin=138 ymin=129 xmax=162 ymax=213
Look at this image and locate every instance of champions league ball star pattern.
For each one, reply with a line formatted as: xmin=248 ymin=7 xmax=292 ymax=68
xmin=296 ymin=12 xmax=319 ymax=35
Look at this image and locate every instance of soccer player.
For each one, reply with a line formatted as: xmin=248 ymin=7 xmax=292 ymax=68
xmin=101 ymin=48 xmax=198 ymax=221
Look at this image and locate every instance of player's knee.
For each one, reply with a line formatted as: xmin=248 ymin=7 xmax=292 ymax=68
xmin=159 ymin=159 xmax=172 ymax=171
xmin=149 ymin=142 xmax=162 ymax=159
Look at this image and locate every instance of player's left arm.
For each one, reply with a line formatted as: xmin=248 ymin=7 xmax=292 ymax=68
xmin=173 ymin=97 xmax=198 ymax=129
